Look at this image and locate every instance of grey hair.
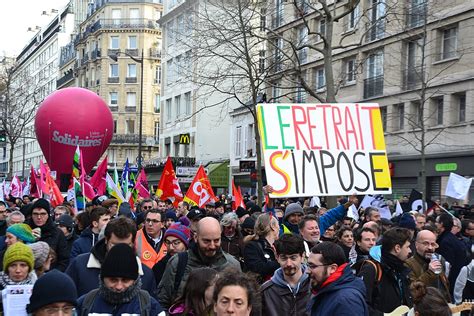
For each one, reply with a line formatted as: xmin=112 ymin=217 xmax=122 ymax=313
xmin=6 ymin=210 xmax=25 ymax=225
xmin=220 ymin=212 xmax=238 ymax=228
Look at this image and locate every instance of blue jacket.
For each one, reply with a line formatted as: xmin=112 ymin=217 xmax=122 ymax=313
xmin=70 ymin=227 xmax=99 ymax=259
xmin=310 ymin=264 xmax=368 ymax=316
xmin=65 ymin=239 xmax=157 ymax=298
xmin=77 ymin=290 xmax=165 ymax=315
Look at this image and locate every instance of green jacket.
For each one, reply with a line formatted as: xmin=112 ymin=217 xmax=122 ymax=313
xmin=157 ymin=244 xmax=241 ymax=309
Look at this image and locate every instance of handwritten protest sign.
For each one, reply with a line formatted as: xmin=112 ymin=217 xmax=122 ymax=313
xmin=257 ymin=103 xmax=391 ymax=197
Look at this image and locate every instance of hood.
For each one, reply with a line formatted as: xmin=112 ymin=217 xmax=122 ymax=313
xmin=369 ymin=245 xmax=381 ymax=263
xmin=80 ymin=227 xmax=95 ymax=238
xmin=90 ymin=238 xmax=107 ymax=264
xmin=315 ymin=264 xmax=366 ymax=298
xmin=271 ymin=265 xmax=309 ymax=294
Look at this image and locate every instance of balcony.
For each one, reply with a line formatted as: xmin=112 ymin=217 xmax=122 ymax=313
xmin=108 ymin=77 xmax=119 ymax=83
xmin=56 ymin=70 xmax=74 ymax=88
xmin=91 ymin=49 xmax=101 ymax=60
xmin=402 ymin=66 xmax=424 ymax=91
xmin=150 ymin=48 xmax=161 ymax=59
xmin=363 ymin=75 xmax=384 ymax=99
xmin=59 ymin=43 xmax=76 ymax=67
xmin=81 ymin=53 xmax=89 ymax=66
xmin=109 ymin=105 xmax=118 ymax=112
xmin=111 ymin=134 xmax=159 ymax=145
xmin=125 ymin=49 xmax=139 ymax=57
xmin=97 ymin=18 xmax=159 ymax=31
xmin=108 ymin=49 xmax=120 ymax=56
xmin=125 ymin=77 xmax=138 ymax=83
xmin=125 ymin=106 xmax=137 ymax=112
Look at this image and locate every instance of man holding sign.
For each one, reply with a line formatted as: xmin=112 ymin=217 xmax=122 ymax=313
xmin=257 ymin=103 xmax=391 ymax=198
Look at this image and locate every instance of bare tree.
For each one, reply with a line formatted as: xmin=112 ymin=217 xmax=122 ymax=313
xmin=0 ymin=60 xmax=42 ymax=178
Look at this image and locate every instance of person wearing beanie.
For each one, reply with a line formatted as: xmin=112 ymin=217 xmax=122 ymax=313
xmin=235 ymin=206 xmax=250 ymax=224
xmin=28 ymin=241 xmax=52 ymax=278
xmin=56 ymin=214 xmax=78 ymax=256
xmin=280 ymin=203 xmax=305 ymax=235
xmin=135 ymin=209 xmax=167 ymax=269
xmin=164 ymin=210 xmax=178 ymax=229
xmin=27 ymin=198 xmax=69 ymax=271
xmin=6 ymin=223 xmax=36 ymax=245
xmin=241 ymin=217 xmax=256 ymax=236
xmin=152 ymin=223 xmax=191 ymax=285
xmin=77 ymin=244 xmax=165 ymax=315
xmin=27 ymin=270 xmax=77 ymax=315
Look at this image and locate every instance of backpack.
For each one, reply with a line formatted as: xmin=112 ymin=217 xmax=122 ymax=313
xmin=80 ymin=288 xmax=151 ymax=316
xmin=173 ymin=251 xmax=189 ymax=296
xmin=360 ymin=259 xmax=383 ymax=285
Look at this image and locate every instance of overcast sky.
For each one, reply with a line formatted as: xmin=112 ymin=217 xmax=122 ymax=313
xmin=0 ymin=0 xmax=69 ymax=57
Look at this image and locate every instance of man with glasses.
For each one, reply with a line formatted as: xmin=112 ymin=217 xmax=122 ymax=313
xmin=405 ymin=230 xmax=450 ymax=300
xmin=66 ymin=217 xmax=156 ymax=298
xmin=261 ymin=234 xmax=311 ymax=316
xmin=307 ymin=241 xmax=368 ymax=315
xmin=135 ymin=209 xmax=167 ymax=269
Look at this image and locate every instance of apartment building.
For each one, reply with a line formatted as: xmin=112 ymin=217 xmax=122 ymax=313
xmin=258 ymin=0 xmax=474 ymax=200
xmin=71 ymin=0 xmax=163 ymax=167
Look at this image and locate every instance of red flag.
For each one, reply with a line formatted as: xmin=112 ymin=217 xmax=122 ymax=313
xmin=29 ymin=165 xmax=40 ymax=198
xmin=46 ymin=172 xmax=64 ymax=208
xmin=232 ymin=179 xmax=245 ymax=211
xmin=90 ymin=156 xmax=108 ymax=196
xmin=134 ymin=169 xmax=150 ymax=198
xmin=156 ymin=157 xmax=183 ymax=205
xmin=79 ymin=150 xmax=96 ymax=201
xmin=39 ymin=161 xmax=51 ymax=197
xmin=184 ymin=165 xmax=217 ymax=208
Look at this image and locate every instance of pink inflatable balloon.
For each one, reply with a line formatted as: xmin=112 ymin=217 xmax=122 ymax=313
xmin=35 ymin=87 xmax=113 ymax=177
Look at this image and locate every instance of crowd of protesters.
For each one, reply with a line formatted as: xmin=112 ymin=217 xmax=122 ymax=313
xmin=0 ymin=188 xmax=472 ymax=315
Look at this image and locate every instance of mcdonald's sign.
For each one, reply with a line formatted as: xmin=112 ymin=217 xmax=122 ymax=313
xmin=179 ymin=133 xmax=191 ymax=145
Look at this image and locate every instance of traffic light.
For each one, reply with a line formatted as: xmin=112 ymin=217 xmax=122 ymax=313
xmin=0 ymin=130 xmax=6 ymax=144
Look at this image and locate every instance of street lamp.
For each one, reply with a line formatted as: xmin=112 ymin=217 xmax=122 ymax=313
xmin=109 ymin=49 xmax=145 ymax=170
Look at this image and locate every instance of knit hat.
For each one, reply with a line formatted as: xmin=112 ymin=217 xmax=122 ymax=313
xmin=3 ymin=242 xmax=34 ymax=272
xmin=241 ymin=217 xmax=256 ymax=230
xmin=164 ymin=223 xmax=191 ymax=246
xmin=28 ymin=241 xmax=50 ymax=269
xmin=6 ymin=223 xmax=36 ymax=243
xmin=101 ymin=243 xmax=138 ymax=281
xmin=57 ymin=214 xmax=74 ymax=230
xmin=165 ymin=210 xmax=178 ymax=222
xmin=31 ymin=198 xmax=51 ymax=215
xmin=178 ymin=216 xmax=190 ymax=227
xmin=235 ymin=207 xmax=249 ymax=219
xmin=399 ymin=213 xmax=416 ymax=231
xmin=284 ymin=203 xmax=304 ymax=220
xmin=26 ymin=270 xmax=77 ymax=313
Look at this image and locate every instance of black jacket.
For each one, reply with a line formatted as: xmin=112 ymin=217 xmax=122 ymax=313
xmin=437 ymin=230 xmax=469 ymax=294
xmin=28 ymin=218 xmax=69 ymax=271
xmin=243 ymin=238 xmax=279 ymax=283
xmin=357 ymin=251 xmax=412 ymax=315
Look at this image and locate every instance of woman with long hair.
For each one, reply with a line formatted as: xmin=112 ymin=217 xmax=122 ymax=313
xmin=411 ymin=281 xmax=451 ymax=316
xmin=243 ymin=213 xmax=280 ymax=283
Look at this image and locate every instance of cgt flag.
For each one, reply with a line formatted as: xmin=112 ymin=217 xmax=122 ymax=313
xmin=156 ymin=157 xmax=183 ymax=205
xmin=184 ymin=165 xmax=217 ymax=208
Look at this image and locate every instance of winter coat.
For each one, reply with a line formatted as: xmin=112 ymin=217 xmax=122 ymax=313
xmin=157 ymin=243 xmax=241 ymax=310
xmin=437 ymin=230 xmax=469 ymax=294
xmin=28 ymin=218 xmax=69 ymax=271
xmin=243 ymin=238 xmax=280 ymax=282
xmin=260 ymin=266 xmax=311 ymax=316
xmin=70 ymin=227 xmax=99 ymax=259
xmin=153 ymin=253 xmax=172 ymax=285
xmin=221 ymin=231 xmax=244 ymax=261
xmin=77 ymin=289 xmax=165 ymax=316
xmin=357 ymin=251 xmax=412 ymax=316
xmin=65 ymin=238 xmax=157 ymax=298
xmin=310 ymin=264 xmax=368 ymax=316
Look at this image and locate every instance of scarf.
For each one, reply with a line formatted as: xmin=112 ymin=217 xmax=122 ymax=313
xmin=312 ymin=263 xmax=348 ymax=295
xmin=381 ymin=250 xmax=406 ymax=273
xmin=0 ymin=271 xmax=34 ymax=288
xmin=99 ymin=277 xmax=142 ymax=305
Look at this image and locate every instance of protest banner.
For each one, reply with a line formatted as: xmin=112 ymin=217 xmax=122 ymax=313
xmin=257 ymin=103 xmax=391 ymax=197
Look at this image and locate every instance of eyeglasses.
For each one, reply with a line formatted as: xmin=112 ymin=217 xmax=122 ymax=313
xmin=145 ymin=218 xmax=161 ymax=224
xmin=165 ymin=239 xmax=183 ymax=247
xmin=416 ymin=241 xmax=439 ymax=248
xmin=42 ymin=306 xmax=75 ymax=315
xmin=307 ymin=263 xmax=331 ymax=270
xmin=142 ymin=206 xmax=153 ymax=210
xmin=32 ymin=212 xmax=49 ymax=217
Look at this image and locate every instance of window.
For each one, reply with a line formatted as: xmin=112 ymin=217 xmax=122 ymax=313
xmin=154 ymin=94 xmax=160 ymax=113
xmin=126 ymin=119 xmax=135 ymax=134
xmin=410 ymin=100 xmax=422 ymax=127
xmin=155 ymin=65 xmax=161 ymax=84
xmin=345 ymin=58 xmax=356 ymax=84
xmin=113 ymin=120 xmax=117 ymax=133
xmin=128 ymin=36 xmax=137 ymax=49
xmin=397 ymin=104 xmax=405 ymax=130
xmin=297 ymin=25 xmax=308 ymax=63
xmin=130 ymin=8 xmax=140 ymax=24
xmin=260 ymin=8 xmax=266 ymax=31
xmin=154 ymin=122 xmax=160 ymax=141
xmin=408 ymin=0 xmax=427 ymax=28
xmin=457 ymin=93 xmax=466 ymax=122
xmin=235 ymin=126 xmax=242 ymax=157
xmin=166 ymin=60 xmax=174 ymax=85
xmin=110 ymin=64 xmax=118 ymax=77
xmin=175 ymin=95 xmax=181 ymax=117
xmin=272 ymin=84 xmax=281 ymax=101
xmin=109 ymin=92 xmax=118 ymax=106
xmin=367 ymin=0 xmax=385 ymax=41
xmin=184 ymin=92 xmax=191 ymax=115
xmin=166 ymin=98 xmax=172 ymax=122
xmin=380 ymin=106 xmax=387 ymax=131
xmin=259 ymin=50 xmax=266 ymax=73
xmin=318 ymin=19 xmax=326 ymax=41
xmin=110 ymin=36 xmax=119 ymax=49
xmin=435 ymin=97 xmax=444 ymax=125
xmin=127 ymin=92 xmax=136 ymax=107
xmin=246 ymin=124 xmax=256 ymax=157
xmin=347 ymin=4 xmax=360 ymax=30
xmin=112 ymin=9 xmax=121 ymax=25
xmin=315 ymin=68 xmax=325 ymax=90
xmin=127 ymin=64 xmax=137 ymax=78
xmin=441 ymin=26 xmax=457 ymax=60
xmin=366 ymin=51 xmax=384 ymax=79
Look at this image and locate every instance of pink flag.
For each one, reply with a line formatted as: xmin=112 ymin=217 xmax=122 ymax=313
xmin=79 ymin=149 xmax=96 ymax=201
xmin=134 ymin=169 xmax=150 ymax=198
xmin=90 ymin=156 xmax=108 ymax=196
xmin=10 ymin=175 xmax=22 ymax=198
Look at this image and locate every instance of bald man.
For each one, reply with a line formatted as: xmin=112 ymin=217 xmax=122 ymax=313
xmin=405 ymin=230 xmax=451 ymax=301
xmin=157 ymin=216 xmax=241 ymax=309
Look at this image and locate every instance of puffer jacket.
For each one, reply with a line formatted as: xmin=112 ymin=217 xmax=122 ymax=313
xmin=70 ymin=227 xmax=99 ymax=259
xmin=260 ymin=266 xmax=311 ymax=316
